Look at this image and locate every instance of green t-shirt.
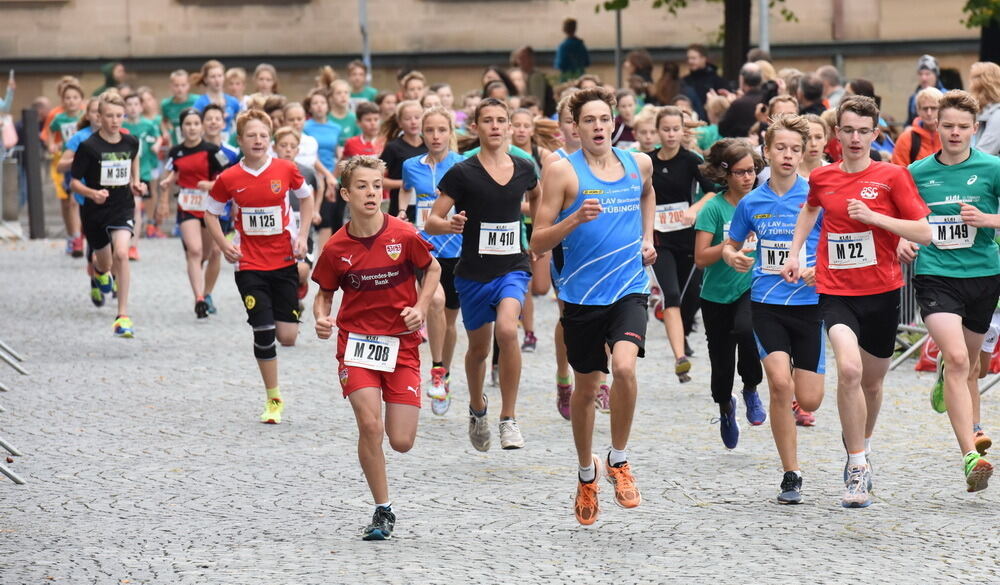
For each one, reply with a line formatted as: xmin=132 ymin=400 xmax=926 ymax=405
xmin=350 ymin=86 xmax=378 ymax=102
xmin=328 ymin=111 xmax=359 ymax=146
xmin=694 ymin=193 xmax=753 ymax=303
xmin=50 ymin=111 xmax=82 ymax=148
xmin=160 ymin=94 xmax=200 ymax=143
xmin=123 ymin=117 xmax=161 ymax=181
xmin=696 ymin=124 xmax=720 ymax=153
xmin=910 ymin=149 xmax=1000 ymax=278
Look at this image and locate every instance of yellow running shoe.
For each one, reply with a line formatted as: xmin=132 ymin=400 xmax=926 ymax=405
xmin=260 ymin=398 xmax=284 ymax=424
xmin=112 ymin=316 xmax=134 ymax=338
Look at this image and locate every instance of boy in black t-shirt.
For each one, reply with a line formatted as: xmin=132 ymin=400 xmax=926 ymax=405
xmin=426 ymin=98 xmax=542 ymax=451
xmin=70 ymin=91 xmax=146 ymax=338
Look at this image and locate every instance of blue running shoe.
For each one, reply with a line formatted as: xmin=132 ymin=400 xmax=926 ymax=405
xmin=95 ymin=271 xmax=114 ymax=294
xmin=777 ymin=471 xmax=803 ymax=504
xmin=743 ymin=387 xmax=766 ymax=426
xmin=204 ymin=294 xmax=218 ymax=314
xmin=362 ymin=506 xmax=395 ymax=541
xmin=716 ymin=396 xmax=740 ymax=450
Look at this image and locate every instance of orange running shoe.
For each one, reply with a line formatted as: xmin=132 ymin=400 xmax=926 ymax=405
xmin=975 ymin=429 xmax=992 ymax=456
xmin=128 ymin=246 xmax=140 ymax=261
xmin=574 ymin=454 xmax=603 ymax=525
xmin=605 ymin=456 xmax=641 ymax=508
xmin=792 ymin=401 xmax=816 ymax=427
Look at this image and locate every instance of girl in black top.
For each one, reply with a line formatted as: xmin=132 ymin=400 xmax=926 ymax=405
xmin=159 ymin=108 xmax=227 ymax=318
xmin=648 ymin=106 xmax=717 ymax=382
xmin=379 ymin=100 xmax=427 ymax=219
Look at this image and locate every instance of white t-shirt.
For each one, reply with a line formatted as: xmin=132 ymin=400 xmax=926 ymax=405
xmin=295 ymin=133 xmax=320 ymax=169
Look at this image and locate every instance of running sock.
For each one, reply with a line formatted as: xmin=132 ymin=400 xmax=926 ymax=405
xmin=470 ymin=404 xmax=487 ymax=417
xmin=500 ymin=416 xmax=514 ymax=422
xmin=266 ymin=387 xmax=281 ymax=401
xmin=578 ymin=464 xmax=596 ymax=483
xmin=375 ymin=502 xmax=392 ymax=511
xmin=719 ymin=400 xmax=733 ymax=416
xmin=557 ymin=375 xmax=572 ymax=386
xmin=864 ymin=437 xmax=872 ymax=456
xmin=847 ymin=451 xmax=867 ymax=467
xmin=432 ymin=361 xmax=444 ymax=369
xmin=791 ymin=470 xmax=802 ymax=478
xmin=974 ymin=423 xmax=984 ymax=433
xmin=608 ymin=447 xmax=627 ymax=467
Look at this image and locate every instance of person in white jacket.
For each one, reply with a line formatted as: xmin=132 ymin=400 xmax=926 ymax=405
xmin=971 ymin=61 xmax=1000 ymax=155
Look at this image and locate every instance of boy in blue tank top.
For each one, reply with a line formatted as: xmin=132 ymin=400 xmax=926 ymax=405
xmin=531 ymin=87 xmax=656 ymax=526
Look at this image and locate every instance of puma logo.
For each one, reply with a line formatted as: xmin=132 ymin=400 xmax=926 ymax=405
xmin=407 ymin=386 xmax=419 ymax=397
xmin=340 ymin=254 xmax=353 ymax=266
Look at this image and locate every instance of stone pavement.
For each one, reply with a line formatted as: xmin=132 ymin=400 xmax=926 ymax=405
xmin=0 ymin=239 xmax=997 ymax=585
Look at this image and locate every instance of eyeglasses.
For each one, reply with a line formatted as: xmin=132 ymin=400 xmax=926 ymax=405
xmin=729 ymin=168 xmax=756 ymax=177
xmin=839 ymin=127 xmax=875 ymax=136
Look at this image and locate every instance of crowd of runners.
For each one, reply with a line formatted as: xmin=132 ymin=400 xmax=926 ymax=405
xmin=14 ymin=42 xmax=1000 ymax=539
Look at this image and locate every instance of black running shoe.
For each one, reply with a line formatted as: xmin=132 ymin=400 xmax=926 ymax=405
xmin=362 ymin=506 xmax=395 ymax=541
xmin=777 ymin=471 xmax=803 ymax=504
xmin=195 ymin=300 xmax=209 ymax=319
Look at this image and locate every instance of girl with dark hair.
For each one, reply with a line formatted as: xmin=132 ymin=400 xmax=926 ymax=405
xmin=694 ymin=138 xmax=765 ymax=449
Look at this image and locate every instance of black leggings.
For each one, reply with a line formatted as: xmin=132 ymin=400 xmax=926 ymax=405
xmin=651 ymin=243 xmax=702 ymax=336
xmin=701 ymin=292 xmax=762 ymax=405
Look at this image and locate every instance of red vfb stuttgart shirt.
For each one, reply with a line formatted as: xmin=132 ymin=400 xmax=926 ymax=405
xmin=312 ymin=215 xmax=433 ymax=336
xmin=208 ymin=157 xmax=308 ymax=272
xmin=807 ymin=161 xmax=929 ymax=295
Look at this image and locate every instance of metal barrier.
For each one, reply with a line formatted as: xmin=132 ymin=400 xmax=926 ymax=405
xmin=890 ymin=263 xmax=929 ymax=371
xmin=0 ymin=338 xmax=27 ymax=484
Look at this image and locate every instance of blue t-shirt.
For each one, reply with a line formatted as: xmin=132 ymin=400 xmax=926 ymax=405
xmin=402 ymin=151 xmax=464 ymax=259
xmin=304 ymin=119 xmax=341 ymax=173
xmin=66 ymin=126 xmax=95 ymax=205
xmin=728 ymin=175 xmax=821 ymax=305
xmin=193 ymin=93 xmax=242 ymax=136
xmin=555 ymin=147 xmax=649 ymax=305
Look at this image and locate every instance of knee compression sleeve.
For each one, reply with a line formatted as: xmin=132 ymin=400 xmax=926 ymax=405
xmin=253 ymin=326 xmax=277 ymax=361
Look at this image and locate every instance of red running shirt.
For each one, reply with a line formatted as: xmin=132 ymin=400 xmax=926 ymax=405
xmin=342 ymin=135 xmax=383 ymax=158
xmin=807 ymin=161 xmax=929 ymax=295
xmin=312 ymin=215 xmax=434 ymax=336
xmin=208 ymin=157 xmax=307 ymax=272
xmin=166 ymin=141 xmax=228 ymax=218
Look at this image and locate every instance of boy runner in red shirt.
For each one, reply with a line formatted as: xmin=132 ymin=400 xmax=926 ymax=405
xmin=312 ymin=155 xmax=440 ymax=541
xmin=206 ymin=110 xmax=315 ymax=424
xmin=784 ymin=96 xmax=932 ymax=508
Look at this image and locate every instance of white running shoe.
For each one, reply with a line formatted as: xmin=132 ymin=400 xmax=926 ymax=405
xmin=499 ymin=418 xmax=525 ymax=450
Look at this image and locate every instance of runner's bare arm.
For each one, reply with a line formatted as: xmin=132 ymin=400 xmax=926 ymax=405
xmin=959 ymin=202 xmax=1000 ymax=229
xmin=313 ymin=288 xmax=336 ymax=340
xmin=694 ymin=229 xmax=725 ymax=268
xmin=722 ymin=238 xmax=754 ymax=272
xmin=398 ymin=188 xmax=415 ymax=218
xmin=783 ymin=203 xmax=821 ymax=283
xmin=295 ymin=185 xmax=315 ymax=259
xmin=636 ymin=152 xmax=656 ymax=265
xmin=402 ymin=257 xmax=441 ymax=331
xmin=530 ymin=158 xmax=584 ymax=255
xmin=846 ymin=199 xmax=931 ymax=244
xmin=424 ymin=192 xmax=460 ymax=235
xmin=56 ymin=149 xmax=74 ymax=174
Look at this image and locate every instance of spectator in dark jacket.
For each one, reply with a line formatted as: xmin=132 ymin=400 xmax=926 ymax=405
xmin=797 ymin=74 xmax=827 ymax=116
xmin=683 ymin=44 xmax=728 ymax=105
xmin=554 ymin=19 xmax=590 ymax=81
xmin=718 ymin=63 xmax=764 ymax=138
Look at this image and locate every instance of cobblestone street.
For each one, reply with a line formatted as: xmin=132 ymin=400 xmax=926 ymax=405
xmin=1 ymin=239 xmax=997 ymax=584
